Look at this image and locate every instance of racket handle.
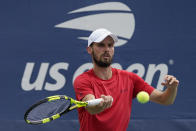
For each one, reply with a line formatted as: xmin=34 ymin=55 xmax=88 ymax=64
xmin=87 ymin=98 xmax=103 ymax=106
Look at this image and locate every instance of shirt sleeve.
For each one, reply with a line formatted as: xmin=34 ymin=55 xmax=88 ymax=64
xmin=73 ymin=75 xmax=94 ymax=101
xmin=131 ymin=73 xmax=155 ymax=98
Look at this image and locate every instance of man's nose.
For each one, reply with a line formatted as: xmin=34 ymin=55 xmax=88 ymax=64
xmin=104 ymin=45 xmax=110 ymax=51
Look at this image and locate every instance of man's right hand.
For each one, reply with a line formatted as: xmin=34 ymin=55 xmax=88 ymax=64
xmin=83 ymin=94 xmax=113 ymax=114
xmin=98 ymin=95 xmax=113 ymax=109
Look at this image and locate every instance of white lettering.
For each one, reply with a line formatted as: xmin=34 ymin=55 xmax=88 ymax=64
xmin=21 ymin=63 xmax=49 ymax=91
xmin=21 ymin=62 xmax=169 ymax=91
xmin=72 ymin=63 xmax=93 ymax=84
xmin=145 ymin=64 xmax=168 ymax=91
xmin=111 ymin=63 xmax=123 ymax=69
xmin=45 ymin=62 xmax=69 ymax=91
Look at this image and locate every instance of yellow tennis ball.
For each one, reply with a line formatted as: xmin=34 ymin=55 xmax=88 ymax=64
xmin=136 ymin=91 xmax=150 ymax=104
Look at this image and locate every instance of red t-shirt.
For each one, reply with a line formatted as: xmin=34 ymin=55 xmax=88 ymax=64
xmin=74 ymin=68 xmax=154 ymax=131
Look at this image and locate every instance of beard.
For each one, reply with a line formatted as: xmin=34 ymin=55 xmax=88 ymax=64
xmin=92 ymin=51 xmax=113 ymax=67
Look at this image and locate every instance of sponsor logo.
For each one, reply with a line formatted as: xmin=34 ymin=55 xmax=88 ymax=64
xmin=54 ymin=2 xmax=135 ymax=47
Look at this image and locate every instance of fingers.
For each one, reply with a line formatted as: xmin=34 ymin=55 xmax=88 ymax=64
xmin=162 ymin=75 xmax=179 ymax=88
xmin=100 ymin=95 xmax=113 ymax=109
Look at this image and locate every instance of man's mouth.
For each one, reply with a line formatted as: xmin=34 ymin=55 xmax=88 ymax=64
xmin=103 ymin=54 xmax=110 ymax=58
xmin=103 ymin=53 xmax=110 ymax=57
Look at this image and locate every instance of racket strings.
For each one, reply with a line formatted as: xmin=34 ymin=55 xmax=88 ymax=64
xmin=27 ymin=99 xmax=70 ymax=121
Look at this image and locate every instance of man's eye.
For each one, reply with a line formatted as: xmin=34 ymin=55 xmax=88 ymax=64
xmin=108 ymin=44 xmax=114 ymax=47
xmin=98 ymin=44 xmax=104 ymax=47
xmin=109 ymin=44 xmax=113 ymax=47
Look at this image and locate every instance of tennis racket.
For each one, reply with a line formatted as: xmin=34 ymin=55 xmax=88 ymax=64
xmin=24 ymin=95 xmax=103 ymax=125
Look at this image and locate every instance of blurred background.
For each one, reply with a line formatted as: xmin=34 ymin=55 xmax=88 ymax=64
xmin=0 ymin=0 xmax=195 ymax=130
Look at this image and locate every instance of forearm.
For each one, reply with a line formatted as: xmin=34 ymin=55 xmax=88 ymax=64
xmin=150 ymin=75 xmax=179 ymax=105
xmin=160 ymin=75 xmax=179 ymax=105
xmin=161 ymin=86 xmax=178 ymax=105
xmin=150 ymin=86 xmax=178 ymax=105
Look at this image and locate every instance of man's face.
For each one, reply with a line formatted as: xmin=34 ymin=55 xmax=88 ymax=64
xmin=89 ymin=36 xmax=114 ymax=67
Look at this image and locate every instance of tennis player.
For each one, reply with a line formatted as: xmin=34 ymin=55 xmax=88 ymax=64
xmin=73 ymin=28 xmax=179 ymax=131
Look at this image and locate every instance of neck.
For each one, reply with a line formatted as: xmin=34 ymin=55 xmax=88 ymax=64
xmin=93 ymin=64 xmax=112 ymax=80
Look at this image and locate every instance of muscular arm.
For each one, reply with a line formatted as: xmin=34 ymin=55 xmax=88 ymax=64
xmin=82 ymin=94 xmax=113 ymax=114
xmin=150 ymin=75 xmax=179 ymax=105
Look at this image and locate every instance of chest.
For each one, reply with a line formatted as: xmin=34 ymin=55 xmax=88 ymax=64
xmin=90 ymin=76 xmax=134 ymax=101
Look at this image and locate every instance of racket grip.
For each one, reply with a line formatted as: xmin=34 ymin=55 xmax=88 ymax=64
xmin=87 ymin=98 xmax=103 ymax=106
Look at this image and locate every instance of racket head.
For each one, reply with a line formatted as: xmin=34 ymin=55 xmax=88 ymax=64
xmin=24 ymin=95 xmax=73 ymax=125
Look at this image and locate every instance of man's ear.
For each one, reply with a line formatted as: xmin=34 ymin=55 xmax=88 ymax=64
xmin=87 ymin=46 xmax=92 ymax=54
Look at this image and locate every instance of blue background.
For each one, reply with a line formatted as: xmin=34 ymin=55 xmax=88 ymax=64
xmin=0 ymin=0 xmax=195 ymax=130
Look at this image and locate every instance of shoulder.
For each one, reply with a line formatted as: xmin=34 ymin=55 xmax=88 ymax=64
xmin=74 ymin=69 xmax=93 ymax=86
xmin=113 ymin=68 xmax=142 ymax=82
xmin=113 ymin=68 xmax=135 ymax=77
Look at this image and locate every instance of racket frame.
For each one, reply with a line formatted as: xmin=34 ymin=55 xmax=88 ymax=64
xmin=24 ymin=95 xmax=88 ymax=125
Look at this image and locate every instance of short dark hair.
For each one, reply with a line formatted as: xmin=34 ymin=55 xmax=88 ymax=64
xmin=90 ymin=42 xmax=94 ymax=47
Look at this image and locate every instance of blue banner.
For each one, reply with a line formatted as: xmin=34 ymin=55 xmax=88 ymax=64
xmin=0 ymin=0 xmax=195 ymax=130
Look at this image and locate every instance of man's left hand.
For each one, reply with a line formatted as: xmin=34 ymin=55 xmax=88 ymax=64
xmin=161 ymin=75 xmax=179 ymax=88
